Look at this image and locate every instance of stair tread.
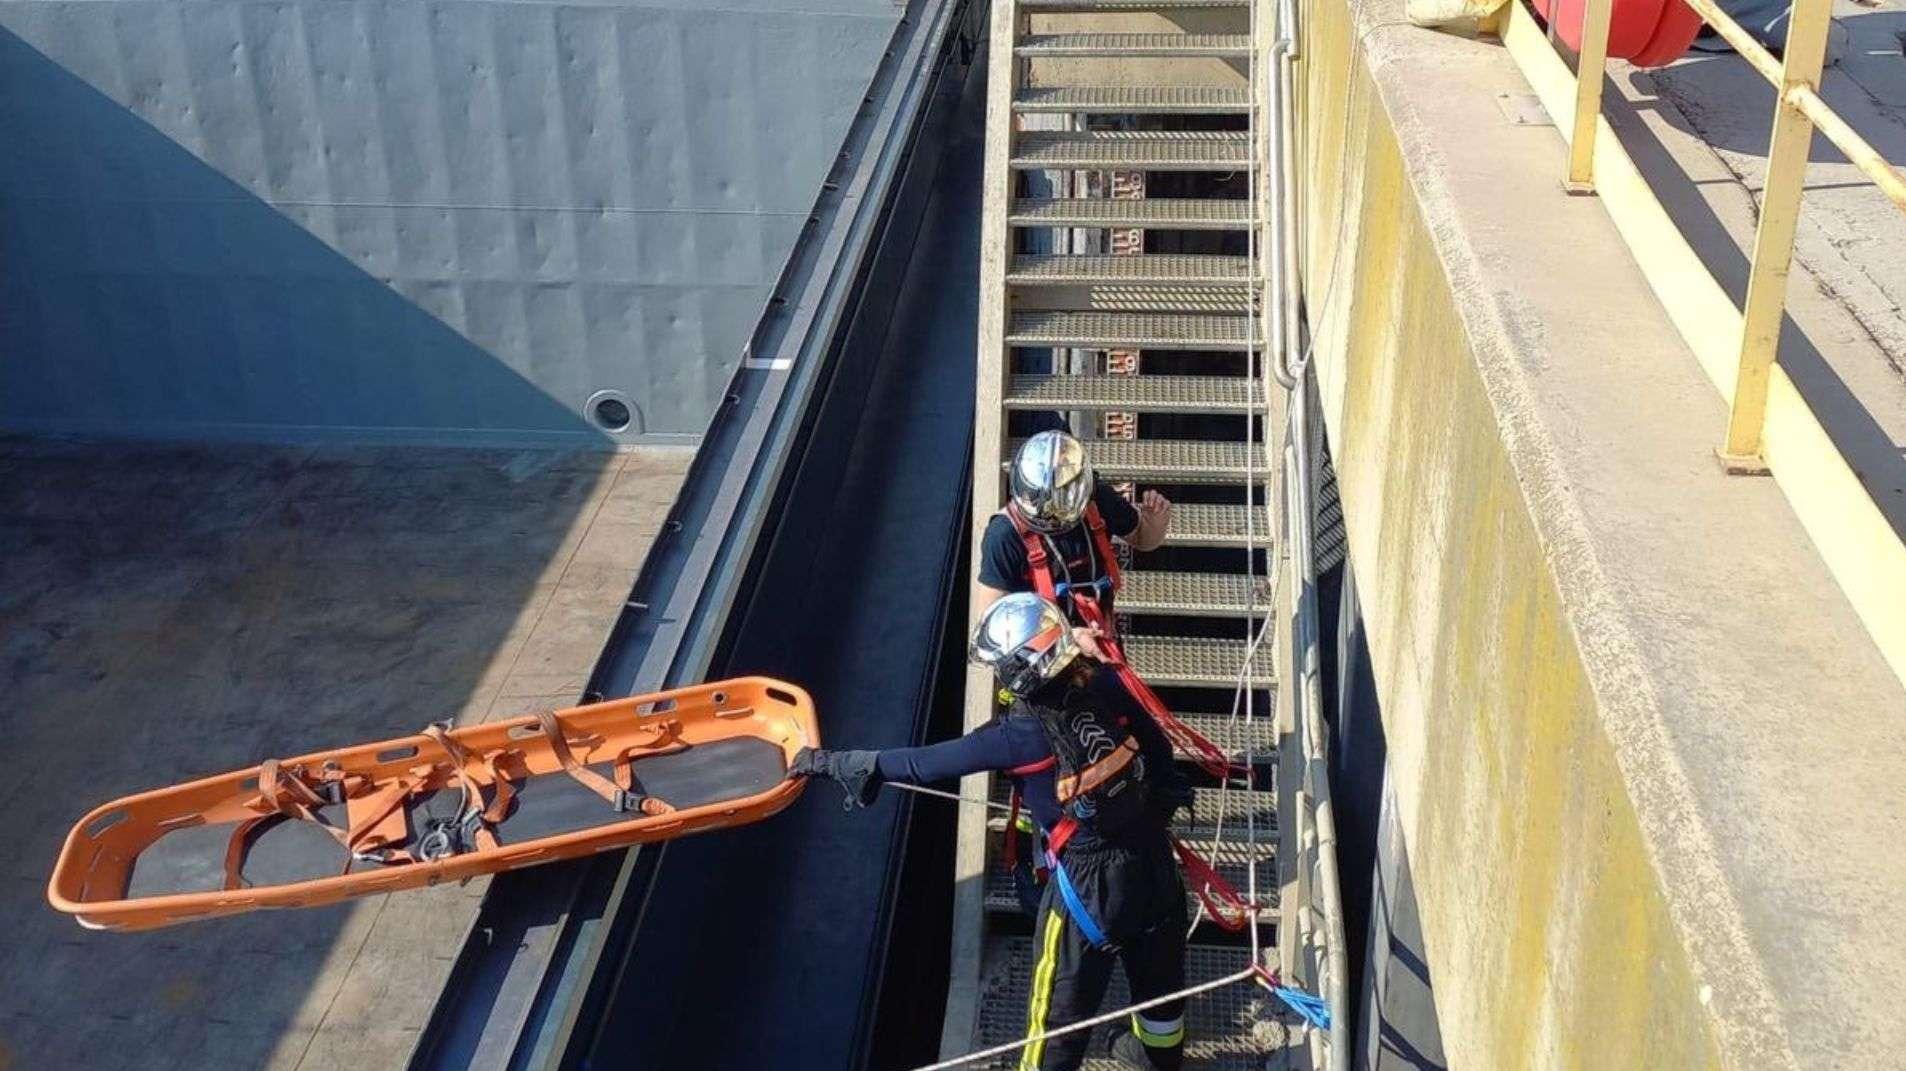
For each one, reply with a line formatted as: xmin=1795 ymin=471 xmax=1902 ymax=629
xmin=1010 ymin=197 xmax=1250 ymax=230
xmin=1032 ymin=437 xmax=1259 ymax=486
xmin=1010 ymin=253 xmax=1254 ymax=286
xmin=1005 ymin=374 xmax=1261 ymax=414
xmin=1120 ymin=568 xmax=1269 ymax=616
xmin=1125 ymin=634 xmax=1274 ymax=688
xmin=1015 ymin=32 xmax=1252 ymax=57
xmin=1162 ymin=502 xmax=1269 ymax=546
xmin=989 ymin=785 xmax=1277 ymax=843
xmin=1014 ymin=85 xmax=1251 ymax=114
xmin=1007 ymin=309 xmax=1259 ymax=349
xmin=1012 ymin=130 xmax=1253 ymax=171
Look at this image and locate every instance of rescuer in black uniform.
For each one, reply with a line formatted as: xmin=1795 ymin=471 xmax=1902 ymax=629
xmin=975 ymin=430 xmax=1172 ymax=659
xmin=792 ymin=593 xmax=1192 ymax=1071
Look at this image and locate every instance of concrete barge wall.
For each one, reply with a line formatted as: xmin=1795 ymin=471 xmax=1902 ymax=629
xmin=0 ymin=0 xmax=899 ymax=445
xmin=1296 ymin=0 xmax=1906 ymax=1066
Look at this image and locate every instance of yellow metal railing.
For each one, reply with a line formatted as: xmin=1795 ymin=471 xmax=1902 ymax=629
xmin=1562 ymin=0 xmax=1906 ymax=471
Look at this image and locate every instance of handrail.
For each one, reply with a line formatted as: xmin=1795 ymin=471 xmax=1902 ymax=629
xmin=1562 ymin=0 xmax=1906 ymax=467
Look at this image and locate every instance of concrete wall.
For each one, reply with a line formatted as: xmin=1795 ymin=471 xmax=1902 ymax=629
xmin=1297 ymin=0 xmax=1906 ymax=1066
xmin=0 ymin=0 xmax=898 ymax=445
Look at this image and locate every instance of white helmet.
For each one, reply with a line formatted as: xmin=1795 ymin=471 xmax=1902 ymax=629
xmin=970 ymin=593 xmax=1081 ymax=697
xmin=1009 ymin=430 xmax=1093 ymax=534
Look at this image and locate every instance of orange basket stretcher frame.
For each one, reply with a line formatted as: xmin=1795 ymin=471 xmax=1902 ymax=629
xmin=48 ymin=677 xmax=817 ymax=932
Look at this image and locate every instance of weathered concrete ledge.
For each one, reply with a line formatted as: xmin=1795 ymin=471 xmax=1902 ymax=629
xmin=1297 ymin=0 xmax=1906 ymax=1065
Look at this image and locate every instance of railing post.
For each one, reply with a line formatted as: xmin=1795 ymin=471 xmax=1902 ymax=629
xmin=1564 ymin=0 xmax=1614 ymax=192
xmin=1717 ymin=0 xmax=1835 ymax=473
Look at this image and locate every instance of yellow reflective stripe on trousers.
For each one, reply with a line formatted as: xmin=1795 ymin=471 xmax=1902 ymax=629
xmin=1131 ymin=1010 xmax=1186 ymax=1047
xmin=1020 ymin=908 xmax=1066 ymax=1070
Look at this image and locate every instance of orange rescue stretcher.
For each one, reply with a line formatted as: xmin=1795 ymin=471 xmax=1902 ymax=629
xmin=48 ymin=677 xmax=816 ymax=932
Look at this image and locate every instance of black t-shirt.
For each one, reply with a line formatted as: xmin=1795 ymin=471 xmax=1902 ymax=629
xmin=978 ymin=484 xmax=1140 ymax=615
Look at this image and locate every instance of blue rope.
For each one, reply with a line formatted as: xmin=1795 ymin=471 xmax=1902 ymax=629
xmin=1271 ymin=984 xmax=1332 ymax=1030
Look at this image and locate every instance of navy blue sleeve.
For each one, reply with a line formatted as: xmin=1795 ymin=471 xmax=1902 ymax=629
xmin=875 ymin=717 xmax=1049 ymax=787
xmin=977 ymin=514 xmax=1029 ymax=592
xmin=1093 ymin=483 xmax=1140 ymax=540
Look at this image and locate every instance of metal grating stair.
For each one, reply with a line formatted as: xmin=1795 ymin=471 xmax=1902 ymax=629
xmin=1125 ymin=634 xmax=1274 ymax=688
xmin=1009 ymin=197 xmax=1250 ymax=231
xmin=1004 ymin=375 xmax=1261 ymax=414
xmin=1119 ymin=570 xmax=1269 ymax=617
xmin=955 ymin=2 xmax=1289 ymax=1064
xmin=1163 ymin=503 xmax=1267 ymax=547
xmin=990 ymin=786 xmax=1277 ymax=844
xmin=1011 ymin=131 xmax=1253 ymax=171
xmin=1009 ymin=254 xmax=1253 ymax=286
xmin=1007 ymin=310 xmax=1258 ymax=350
xmin=1169 ymin=713 xmax=1278 ymax=762
xmin=1015 ymin=33 xmax=1252 ymax=58
xmin=1038 ymin=438 xmax=1260 ymax=485
xmin=972 ymin=937 xmax=1276 ymax=1070
xmin=1014 ymin=85 xmax=1252 ymax=115
xmin=982 ymin=837 xmax=1277 ymax=922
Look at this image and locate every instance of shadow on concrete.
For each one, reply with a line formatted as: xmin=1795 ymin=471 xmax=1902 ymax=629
xmin=0 ymin=26 xmax=645 ymax=1069
xmin=1604 ymin=51 xmax=1906 ymax=540
xmin=0 ymin=28 xmax=611 ymax=446
xmin=0 ymin=439 xmax=627 ymax=1070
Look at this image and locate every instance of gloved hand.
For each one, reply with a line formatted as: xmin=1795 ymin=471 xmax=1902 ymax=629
xmin=789 ymin=747 xmax=885 ymax=810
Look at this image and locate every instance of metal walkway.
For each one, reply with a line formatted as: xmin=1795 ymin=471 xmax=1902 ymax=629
xmin=952 ymin=0 xmax=1282 ymax=1062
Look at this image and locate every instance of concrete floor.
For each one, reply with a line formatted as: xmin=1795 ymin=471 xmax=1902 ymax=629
xmin=0 ymin=437 xmax=690 ymax=1070
xmin=1612 ymin=6 xmax=1906 ymax=535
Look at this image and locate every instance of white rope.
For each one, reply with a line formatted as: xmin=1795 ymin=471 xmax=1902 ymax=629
xmin=910 ymin=966 xmax=1259 ymax=1071
xmin=887 ymin=780 xmax=1015 ymax=813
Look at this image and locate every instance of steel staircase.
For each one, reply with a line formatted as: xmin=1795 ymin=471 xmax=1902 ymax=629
xmin=954 ymin=0 xmax=1282 ymax=1065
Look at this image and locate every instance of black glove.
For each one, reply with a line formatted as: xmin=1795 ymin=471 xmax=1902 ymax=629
xmin=789 ymin=747 xmax=885 ymax=810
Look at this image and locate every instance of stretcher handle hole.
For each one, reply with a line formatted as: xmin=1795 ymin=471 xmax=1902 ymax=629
xmin=636 ymin=698 xmax=677 ymax=717
xmin=376 ymin=745 xmax=419 ymax=763
xmin=86 ymin=810 xmax=129 ymax=839
xmin=766 ymin=687 xmax=797 ymax=706
xmin=507 ymin=723 xmax=543 ymax=740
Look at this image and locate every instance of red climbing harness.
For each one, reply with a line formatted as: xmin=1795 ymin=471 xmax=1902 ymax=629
xmin=1002 ymin=503 xmax=1242 ymax=780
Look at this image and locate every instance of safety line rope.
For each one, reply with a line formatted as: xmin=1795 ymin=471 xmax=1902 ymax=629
xmin=911 ymin=967 xmax=1258 ymax=1071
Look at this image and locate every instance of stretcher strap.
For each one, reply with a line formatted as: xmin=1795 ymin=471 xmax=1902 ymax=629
xmin=536 ymin=712 xmax=674 ymax=816
xmin=422 ymin=725 xmax=506 ymax=851
xmin=1170 ymin=836 xmax=1252 ymax=933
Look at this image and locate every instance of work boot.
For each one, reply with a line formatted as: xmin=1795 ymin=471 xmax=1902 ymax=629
xmin=1110 ymin=1030 xmax=1184 ymax=1070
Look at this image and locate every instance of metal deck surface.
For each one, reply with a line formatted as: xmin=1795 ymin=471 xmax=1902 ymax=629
xmin=0 ymin=441 xmax=690 ymax=1070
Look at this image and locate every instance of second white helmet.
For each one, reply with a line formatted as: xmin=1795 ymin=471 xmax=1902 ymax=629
xmin=969 ymin=592 xmax=1081 ymax=697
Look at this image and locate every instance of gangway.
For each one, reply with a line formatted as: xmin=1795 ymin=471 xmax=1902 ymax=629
xmin=943 ymin=0 xmax=1321 ymax=1066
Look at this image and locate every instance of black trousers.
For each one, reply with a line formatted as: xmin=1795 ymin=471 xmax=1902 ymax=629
xmin=1019 ymin=838 xmax=1188 ymax=1071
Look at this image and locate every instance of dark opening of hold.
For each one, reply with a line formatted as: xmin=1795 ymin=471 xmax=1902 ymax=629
xmin=592 ymin=396 xmax=633 ymax=433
